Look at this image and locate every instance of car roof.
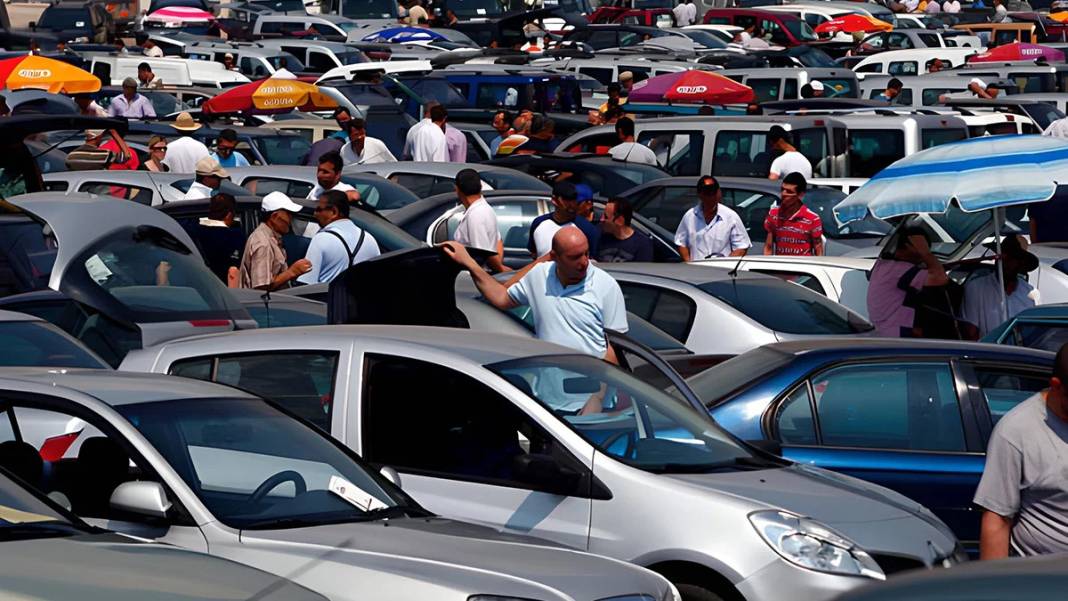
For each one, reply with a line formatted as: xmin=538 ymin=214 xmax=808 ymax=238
xmin=696 ymin=255 xmax=876 ymax=270
xmin=602 ymin=262 xmax=777 ymax=285
xmin=0 ymin=368 xmax=259 ymax=405
xmin=763 ymin=337 xmax=1055 ymax=360
xmin=1008 ymin=302 xmax=1068 ymax=320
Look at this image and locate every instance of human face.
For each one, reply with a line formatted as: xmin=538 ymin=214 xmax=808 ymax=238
xmin=336 ymin=111 xmax=351 ymax=130
xmin=886 ymin=87 xmax=900 ymax=99
xmin=553 ymin=235 xmax=590 ymax=284
xmin=223 ymin=57 xmax=235 ymax=69
xmin=602 ymin=202 xmax=622 ymax=235
xmin=313 ymin=198 xmax=338 ymax=227
xmin=150 ymin=141 xmax=167 ymax=161
xmin=268 ymin=209 xmax=292 ymax=235
xmin=216 ymin=137 xmax=237 ymax=158
xmin=317 ymin=161 xmax=341 ymax=189
xmin=780 ymin=182 xmax=802 ymax=209
xmin=123 ymin=84 xmax=136 ymax=99
xmin=698 ymin=185 xmax=721 ymax=210
xmin=348 ymin=126 xmax=366 ymax=149
xmin=202 ymin=174 xmax=222 ymax=190
xmin=492 ymin=112 xmax=508 ymax=134
xmin=553 ymin=195 xmax=578 ymax=220
xmin=138 ymin=69 xmax=150 ymax=84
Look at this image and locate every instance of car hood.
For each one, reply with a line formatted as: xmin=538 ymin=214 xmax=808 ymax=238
xmin=242 ymin=516 xmax=667 ymax=600
xmin=0 ymin=532 xmax=325 ymax=600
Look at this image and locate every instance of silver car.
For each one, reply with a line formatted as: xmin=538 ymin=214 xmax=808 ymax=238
xmin=0 ymin=367 xmax=677 ymax=601
xmin=121 ymin=325 xmax=962 ymax=601
xmin=0 ymin=309 xmax=108 ymax=369
xmin=344 ymin=162 xmax=551 ymax=198
xmin=43 ymin=170 xmax=252 ymax=205
xmin=0 ymin=467 xmax=326 ymax=601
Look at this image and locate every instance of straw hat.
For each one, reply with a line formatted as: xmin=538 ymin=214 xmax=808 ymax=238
xmin=171 ymin=112 xmax=202 ymax=132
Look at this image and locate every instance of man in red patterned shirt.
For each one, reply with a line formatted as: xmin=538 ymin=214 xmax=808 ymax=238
xmin=763 ymin=172 xmax=823 ymax=256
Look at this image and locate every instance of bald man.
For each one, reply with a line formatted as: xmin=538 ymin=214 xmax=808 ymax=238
xmin=441 ymin=228 xmax=628 ymax=361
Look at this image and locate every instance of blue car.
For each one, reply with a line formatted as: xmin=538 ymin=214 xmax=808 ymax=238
xmin=690 ymin=338 xmax=1054 ymax=554
xmin=982 ymin=303 xmax=1068 ymax=352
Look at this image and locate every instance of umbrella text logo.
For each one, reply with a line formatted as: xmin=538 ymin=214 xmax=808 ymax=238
xmin=260 ymin=86 xmax=294 ymax=95
xmin=17 ymin=69 xmax=51 ymax=79
xmin=676 ymin=85 xmax=708 ymax=95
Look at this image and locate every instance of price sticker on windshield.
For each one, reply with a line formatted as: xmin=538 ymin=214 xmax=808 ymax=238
xmin=328 ymin=476 xmax=389 ymax=512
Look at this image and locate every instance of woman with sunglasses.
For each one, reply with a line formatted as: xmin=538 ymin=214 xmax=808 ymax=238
xmin=142 ymin=135 xmax=170 ymax=172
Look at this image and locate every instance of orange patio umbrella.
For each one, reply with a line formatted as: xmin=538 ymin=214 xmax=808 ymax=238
xmin=0 ymin=54 xmax=100 ymax=94
xmin=814 ymin=13 xmax=893 ymax=35
xmin=1050 ymin=11 xmax=1068 ymax=22
xmin=201 ymin=76 xmax=338 ymax=115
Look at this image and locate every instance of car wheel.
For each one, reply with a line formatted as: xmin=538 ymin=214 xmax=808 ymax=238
xmin=676 ymin=584 xmax=726 ymax=601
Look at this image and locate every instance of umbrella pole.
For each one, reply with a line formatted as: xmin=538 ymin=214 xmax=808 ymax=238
xmin=994 ymin=207 xmax=1008 ymax=324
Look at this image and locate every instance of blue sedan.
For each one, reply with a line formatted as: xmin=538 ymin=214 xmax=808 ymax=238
xmin=982 ymin=303 xmax=1068 ymax=352
xmin=689 ymin=339 xmax=1054 ymax=554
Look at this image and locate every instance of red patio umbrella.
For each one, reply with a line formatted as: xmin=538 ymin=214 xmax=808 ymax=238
xmin=627 ymin=70 xmax=754 ymax=105
xmin=201 ymin=76 xmax=337 ymax=115
xmin=968 ymin=41 xmax=1065 ymax=63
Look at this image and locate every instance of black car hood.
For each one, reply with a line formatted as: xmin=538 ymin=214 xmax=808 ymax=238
xmin=327 ymin=246 xmax=494 ymax=327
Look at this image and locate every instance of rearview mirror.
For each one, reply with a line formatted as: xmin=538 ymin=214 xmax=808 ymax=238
xmin=563 ymin=376 xmax=600 ymax=394
xmin=513 ymin=454 xmax=580 ymax=496
xmin=110 ymin=481 xmax=172 ymax=518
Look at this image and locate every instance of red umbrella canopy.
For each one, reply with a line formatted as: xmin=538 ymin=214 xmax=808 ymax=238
xmin=628 ymin=70 xmax=754 ymax=105
xmin=968 ymin=41 xmax=1065 ymax=63
xmin=201 ymin=76 xmax=337 ymax=115
xmin=814 ymin=13 xmax=892 ymax=35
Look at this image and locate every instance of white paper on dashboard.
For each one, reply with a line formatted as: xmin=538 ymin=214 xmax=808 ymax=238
xmin=328 ymin=476 xmax=389 ymax=512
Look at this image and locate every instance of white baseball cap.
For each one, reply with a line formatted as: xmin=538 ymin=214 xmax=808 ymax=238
xmin=970 ymin=77 xmax=987 ymax=88
xmin=810 ymin=80 xmax=825 ymax=92
xmin=261 ymin=191 xmax=303 ymax=213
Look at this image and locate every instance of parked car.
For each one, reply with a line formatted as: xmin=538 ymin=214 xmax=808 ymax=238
xmin=121 ymin=324 xmax=961 ymax=601
xmin=561 ymin=23 xmax=682 ymax=50
xmin=852 ymin=29 xmax=981 ymax=57
xmin=344 ymin=161 xmax=550 ymax=197
xmin=702 ymin=8 xmax=820 ymax=47
xmin=183 ymin=41 xmax=306 ymax=79
xmin=485 ymin=153 xmax=670 ymax=198
xmin=0 ymin=467 xmax=328 ymax=601
xmin=692 ymin=339 xmax=1055 ymax=553
xmin=225 ymin=166 xmax=420 ymax=213
xmin=982 ymin=303 xmax=1068 ymax=352
xmin=718 ymin=67 xmax=860 ymax=102
xmin=257 ymin=39 xmax=368 ymax=73
xmin=126 ymin=121 xmax=313 ymax=166
xmin=0 ymin=309 xmax=108 ymax=368
xmin=0 ymin=368 xmax=678 ymax=601
xmin=858 ymin=74 xmax=978 ymax=107
xmin=851 ymin=48 xmax=981 ymax=79
xmin=252 ymin=13 xmax=365 ymax=42
xmin=31 ymin=1 xmax=112 ymax=44
xmin=43 ymin=168 xmax=250 ymax=204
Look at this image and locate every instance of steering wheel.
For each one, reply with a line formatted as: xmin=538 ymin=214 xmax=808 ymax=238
xmin=600 ymin=430 xmax=638 ymax=459
xmin=248 ymin=470 xmax=307 ymax=503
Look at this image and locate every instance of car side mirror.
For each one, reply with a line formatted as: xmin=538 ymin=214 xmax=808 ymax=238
xmin=379 ymin=466 xmax=402 ymax=489
xmin=110 ymin=481 xmax=172 ymax=518
xmin=513 ymin=454 xmax=580 ymax=496
xmin=747 ymin=439 xmax=783 ymax=457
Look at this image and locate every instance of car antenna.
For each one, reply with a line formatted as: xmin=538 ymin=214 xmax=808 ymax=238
xmin=260 ymin=289 xmax=271 ymax=328
xmin=727 ymin=253 xmax=743 ymax=278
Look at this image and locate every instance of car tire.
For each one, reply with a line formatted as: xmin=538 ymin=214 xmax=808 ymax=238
xmin=676 ymin=583 xmax=726 ymax=601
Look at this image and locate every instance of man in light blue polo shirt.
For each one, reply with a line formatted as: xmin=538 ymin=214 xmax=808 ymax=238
xmin=298 ymin=190 xmax=380 ymax=284
xmin=441 ymin=227 xmax=627 ymax=360
xmin=674 ymin=175 xmax=751 ymax=260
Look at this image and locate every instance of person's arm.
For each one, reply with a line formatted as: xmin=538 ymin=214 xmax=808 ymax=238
xmin=813 ymin=237 xmax=824 ymax=256
xmin=764 ymin=232 xmax=774 ymax=255
xmin=812 ymin=218 xmax=824 ymax=256
xmin=1030 ymin=214 xmax=1039 ymax=243
xmin=980 ymin=510 xmax=1013 ymax=560
xmin=263 ymin=259 xmax=311 ymax=291
xmin=768 ymin=170 xmax=781 ymax=180
xmin=142 ymin=98 xmax=157 ymax=119
xmin=677 ymin=246 xmax=691 ymax=261
xmin=486 ymin=251 xmax=509 ymax=274
xmin=910 ymin=234 xmax=948 ymax=287
xmin=730 ymin=219 xmax=752 ymax=258
xmin=729 ymin=247 xmax=748 ymax=257
xmin=674 ymin=219 xmax=691 ymax=261
xmin=504 ymin=252 xmax=550 ymax=287
xmin=440 ymin=241 xmax=518 ymax=310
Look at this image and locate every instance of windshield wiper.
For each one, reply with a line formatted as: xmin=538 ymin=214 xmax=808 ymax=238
xmin=361 ymin=505 xmax=433 ymax=521
xmin=653 ymin=456 xmax=779 ymax=474
xmin=241 ymin=505 xmax=432 ymax=530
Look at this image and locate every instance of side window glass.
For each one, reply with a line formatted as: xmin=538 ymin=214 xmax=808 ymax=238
xmin=630 ymin=186 xmax=692 ymax=232
xmin=243 ymin=178 xmax=289 ymax=196
xmin=618 ymin=282 xmax=660 ymax=323
xmin=783 ymin=79 xmax=798 ymax=100
xmin=636 ymin=131 xmax=704 ymax=177
xmin=974 ymin=368 xmax=1049 ymax=426
xmin=1003 ymin=323 xmax=1068 ymax=353
xmin=812 ymin=363 xmax=965 ymax=451
xmin=287 ymin=181 xmax=314 ymax=198
xmin=212 ymin=352 xmax=339 ymax=432
xmin=724 ymin=191 xmax=778 ymax=242
xmin=492 ymin=200 xmax=543 ymax=250
xmin=79 ymin=183 xmax=153 ymax=204
xmin=888 ymin=61 xmax=918 ymax=76
xmin=361 ymin=354 xmax=564 ymax=488
xmin=170 ymin=357 xmax=213 ymax=381
xmin=746 ymin=79 xmax=780 ymax=103
xmin=712 ymin=131 xmax=771 ymax=177
xmin=647 ymin=289 xmax=696 ymax=342
xmin=390 ymin=173 xmax=437 ymax=198
xmin=775 ymin=384 xmax=817 ymax=445
xmin=578 ymin=67 xmax=614 ymax=86
xmin=751 ymin=270 xmax=827 ymax=295
xmin=307 ymin=51 xmax=336 ymax=73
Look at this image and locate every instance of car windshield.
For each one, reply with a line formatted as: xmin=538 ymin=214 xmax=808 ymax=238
xmin=0 ymin=471 xmax=81 ymax=542
xmin=339 ymin=0 xmax=396 ymax=19
xmin=0 ymin=321 xmax=107 ymax=368
xmin=1000 ymin=321 xmax=1068 ymax=352
xmin=480 ymin=169 xmax=550 ymax=192
xmin=790 ymin=46 xmax=836 ymax=68
xmin=448 ymin=0 xmax=504 ymax=18
xmin=69 ymin=225 xmax=248 ymax=322
xmin=784 ymin=18 xmax=818 ymax=42
xmin=698 ymin=278 xmax=874 ymax=334
xmin=336 ymin=51 xmax=368 ymax=66
xmin=805 ymin=188 xmax=890 ymax=238
xmin=116 ymin=398 xmax=416 ymax=529
xmin=680 ymin=30 xmax=728 ymax=49
xmin=38 ymin=7 xmax=90 ymax=31
xmin=687 ymin=346 xmax=795 ymax=407
xmin=488 ymin=355 xmax=767 ymax=473
xmin=254 ymin=134 xmax=313 ymax=165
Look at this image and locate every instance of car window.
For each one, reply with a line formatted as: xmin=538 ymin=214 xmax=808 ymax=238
xmin=360 ymin=354 xmax=569 ymax=488
xmin=636 ymin=131 xmax=704 ymax=176
xmin=888 ymin=61 xmax=918 ymax=76
xmin=0 ymin=321 xmax=106 ymax=368
xmin=775 ymin=383 xmax=817 ymax=445
xmin=855 ymin=62 xmax=883 ymax=74
xmin=721 ymin=188 xmax=778 ymax=242
xmin=921 ymin=128 xmax=968 ymax=149
xmin=747 ymin=78 xmax=781 ymax=103
xmin=712 ymin=130 xmax=773 ymax=178
xmin=698 ymin=278 xmax=872 ymax=335
xmin=916 ymin=33 xmax=940 ymax=47
xmin=749 ymin=270 xmax=826 ymax=295
xmin=170 ymin=351 xmax=339 ymax=432
xmin=848 ymin=130 xmax=905 ymax=178
xmin=1000 ymin=322 xmax=1068 ymax=353
xmin=78 ymin=182 xmax=154 ymax=205
xmin=631 ymin=185 xmax=693 ymax=232
xmin=390 ymin=173 xmax=438 ymax=198
xmin=887 ymin=32 xmax=913 ymax=49
xmin=578 ymin=67 xmax=614 ymax=86
xmin=973 ymin=367 xmax=1049 ymax=425
xmin=617 ymin=282 xmax=696 ymax=342
xmin=812 ymin=363 xmax=965 ymax=451
xmin=306 ymin=51 xmax=337 ymax=73
xmin=995 ymin=29 xmax=1020 ymax=46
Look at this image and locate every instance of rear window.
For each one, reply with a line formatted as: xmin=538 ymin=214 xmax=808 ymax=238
xmin=921 ymin=128 xmax=968 ymax=149
xmin=255 ymin=134 xmax=312 ymax=165
xmin=848 ymin=129 xmax=904 ymax=178
xmin=0 ymin=321 xmax=106 ymax=368
xmin=698 ymin=278 xmax=873 ymax=334
xmin=687 ymin=346 xmax=795 ymax=407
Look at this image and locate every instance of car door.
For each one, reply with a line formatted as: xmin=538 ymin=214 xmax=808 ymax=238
xmin=768 ymin=360 xmax=985 ymax=551
xmin=426 ymin=197 xmax=546 ymax=268
xmin=355 ymin=352 xmax=593 ymax=551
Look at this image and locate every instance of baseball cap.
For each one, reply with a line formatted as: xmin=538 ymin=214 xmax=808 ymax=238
xmin=261 ymin=191 xmax=303 ymax=213
xmin=575 ymin=183 xmax=594 ymax=202
xmin=810 ymin=80 xmax=825 ymax=92
xmin=195 ymin=156 xmax=229 ymax=178
xmin=552 ymin=181 xmax=577 ymax=201
xmin=970 ymin=77 xmax=987 ymax=88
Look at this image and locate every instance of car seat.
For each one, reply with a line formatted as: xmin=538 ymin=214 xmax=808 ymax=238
xmin=0 ymin=440 xmax=43 ymax=488
xmin=70 ymin=437 xmax=129 ymax=517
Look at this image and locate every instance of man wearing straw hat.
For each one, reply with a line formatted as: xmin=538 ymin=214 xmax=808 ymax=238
xmin=162 ymin=112 xmax=210 ymax=174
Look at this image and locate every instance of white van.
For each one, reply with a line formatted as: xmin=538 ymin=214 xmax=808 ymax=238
xmin=852 ymin=48 xmax=982 ymax=80
xmin=89 ymin=56 xmax=249 ymax=88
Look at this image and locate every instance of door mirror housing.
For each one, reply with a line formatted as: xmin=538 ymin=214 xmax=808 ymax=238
xmin=747 ymin=439 xmax=783 ymax=457
xmin=109 ymin=481 xmax=172 ymax=518
xmin=513 ymin=454 xmax=580 ymax=496
xmin=380 ymin=466 xmax=402 ymax=489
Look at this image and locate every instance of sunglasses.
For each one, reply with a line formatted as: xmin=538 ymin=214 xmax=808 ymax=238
xmin=150 ymin=146 xmax=167 ymax=151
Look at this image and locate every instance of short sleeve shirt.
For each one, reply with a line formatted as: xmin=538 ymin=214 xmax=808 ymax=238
xmin=769 ymin=151 xmax=813 ymax=179
xmin=108 ymin=93 xmax=156 ymax=119
xmin=340 ymin=137 xmax=396 ymax=165
xmin=507 ymin=262 xmax=628 ymax=356
xmin=961 ymin=273 xmax=1037 ymax=338
xmin=527 ymin=213 xmax=601 ymax=257
xmin=865 ymin=258 xmax=929 ymax=337
xmin=454 ymin=197 xmax=501 ymax=252
xmin=297 ymin=219 xmax=381 ymax=284
xmin=764 ymin=204 xmax=823 ymax=255
xmin=673 ymin=204 xmax=751 ymax=259
xmin=974 ymin=393 xmax=1068 ymax=556
xmin=239 ymin=223 xmax=288 ymax=289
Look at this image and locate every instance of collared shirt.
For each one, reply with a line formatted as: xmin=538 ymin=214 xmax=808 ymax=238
xmin=141 ymin=75 xmax=164 ymax=89
xmin=764 ymin=204 xmax=823 ymax=255
xmin=182 ymin=180 xmax=214 ymax=201
xmin=340 ymin=136 xmax=396 ymax=165
xmin=108 ymin=93 xmax=156 ymax=119
xmin=961 ymin=273 xmax=1037 ymax=337
xmin=403 ymin=118 xmax=431 ymax=159
xmin=143 ymin=45 xmax=164 ymax=57
xmin=162 ymin=136 xmax=210 ymax=174
xmin=211 ymin=151 xmax=250 ymax=168
xmin=240 ymin=222 xmax=288 ymax=289
xmin=445 ymin=125 xmax=467 ymax=163
xmin=454 ymin=197 xmax=501 ymax=252
xmin=672 ymin=3 xmax=690 ymax=25
xmin=297 ymin=218 xmax=381 ymax=284
xmin=410 ymin=121 xmax=448 ymax=162
xmin=674 ymin=204 xmax=751 ymax=259
xmin=507 ymin=262 xmax=628 ymax=356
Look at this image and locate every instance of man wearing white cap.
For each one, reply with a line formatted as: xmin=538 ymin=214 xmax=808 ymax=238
xmin=239 ymin=192 xmax=312 ymax=290
xmin=809 ymin=80 xmax=825 ymax=97
xmin=163 ymin=112 xmax=211 ymax=174
xmin=183 ymin=157 xmax=229 ymax=200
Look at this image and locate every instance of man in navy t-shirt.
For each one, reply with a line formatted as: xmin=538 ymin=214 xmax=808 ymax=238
xmin=597 ymin=197 xmax=653 ymax=263
xmin=188 ymin=193 xmax=245 ymax=285
xmin=528 ymin=181 xmax=601 ymax=258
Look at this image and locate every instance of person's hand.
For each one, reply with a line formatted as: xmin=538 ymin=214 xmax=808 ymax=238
xmin=155 ymin=260 xmax=171 ymax=286
xmin=346 ymin=189 xmax=361 ymax=205
xmin=907 ymin=233 xmax=931 ymax=255
xmin=290 ymin=259 xmax=312 ymax=276
xmin=439 ymin=241 xmax=477 ymax=268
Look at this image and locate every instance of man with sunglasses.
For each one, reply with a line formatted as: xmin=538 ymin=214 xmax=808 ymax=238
xmin=298 ymin=190 xmax=381 ymax=285
xmin=211 ymin=128 xmax=250 ymax=168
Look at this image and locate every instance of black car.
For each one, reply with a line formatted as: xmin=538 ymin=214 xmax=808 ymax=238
xmin=561 ymin=24 xmax=679 ymax=50
xmin=31 ymin=1 xmax=112 ymax=44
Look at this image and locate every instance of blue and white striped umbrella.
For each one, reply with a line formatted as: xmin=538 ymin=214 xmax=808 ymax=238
xmin=361 ymin=27 xmax=446 ymax=43
xmin=834 ymin=135 xmax=1068 ymax=224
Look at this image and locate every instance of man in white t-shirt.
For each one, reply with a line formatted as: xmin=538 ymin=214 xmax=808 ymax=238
xmin=340 ymin=117 xmax=396 ymax=165
xmin=409 ymin=105 xmax=448 ymax=162
xmin=453 ymin=169 xmax=507 ymax=273
xmin=307 ymin=151 xmax=360 ymax=203
xmin=685 ymin=0 xmax=697 ymax=24
xmin=672 ymin=0 xmax=690 ymax=26
xmin=767 ymin=125 xmax=813 ymax=180
xmin=162 ymin=113 xmax=210 ymax=173
xmin=403 ymin=101 xmax=437 ymax=159
xmin=608 ymin=117 xmax=658 ymax=166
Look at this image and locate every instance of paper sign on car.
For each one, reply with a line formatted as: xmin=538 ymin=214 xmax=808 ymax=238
xmin=328 ymin=475 xmax=389 ymax=512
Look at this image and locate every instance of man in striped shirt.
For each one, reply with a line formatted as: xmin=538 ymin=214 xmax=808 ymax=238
xmin=763 ymin=172 xmax=823 ymax=256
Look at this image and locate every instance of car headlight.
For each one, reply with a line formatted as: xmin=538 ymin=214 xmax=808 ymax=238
xmin=748 ymin=511 xmax=885 ymax=580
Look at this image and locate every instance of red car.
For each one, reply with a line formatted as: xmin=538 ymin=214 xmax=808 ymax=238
xmin=589 ymin=6 xmax=677 ymax=28
xmin=702 ymin=8 xmax=820 ymax=47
